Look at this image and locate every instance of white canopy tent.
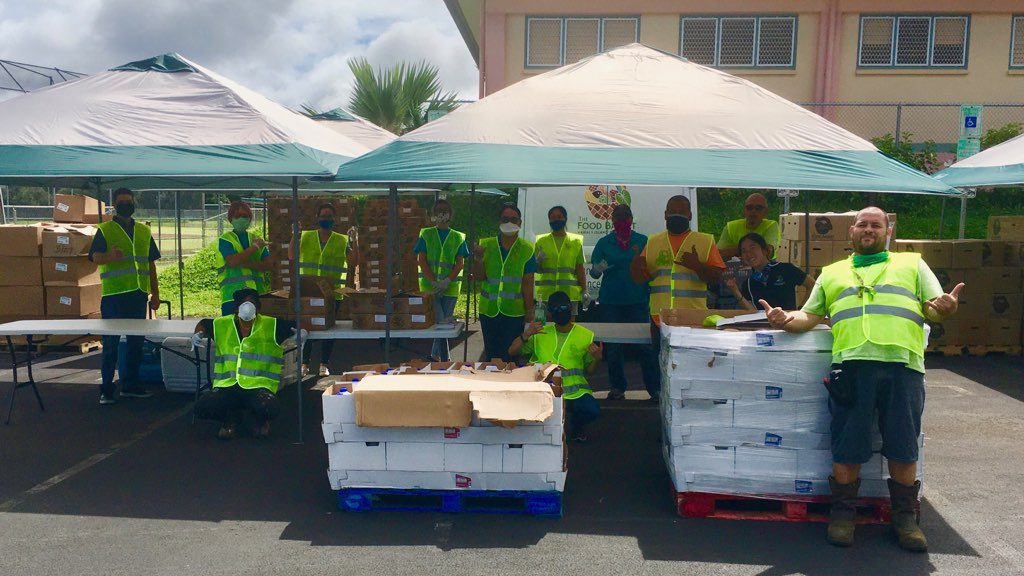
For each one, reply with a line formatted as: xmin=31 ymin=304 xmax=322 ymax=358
xmin=933 ymin=133 xmax=1024 ymax=238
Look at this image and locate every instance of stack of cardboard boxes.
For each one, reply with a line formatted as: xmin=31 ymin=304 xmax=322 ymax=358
xmin=893 ymin=237 xmax=1021 ymax=350
xmin=347 ymin=289 xmax=437 ymax=330
xmin=0 ymin=194 xmax=107 ymax=329
xmin=658 ymin=310 xmax=922 ymax=498
xmin=776 ymin=211 xmax=896 ymax=307
xmin=358 ymin=198 xmax=427 ymax=292
xmin=321 ymin=362 xmax=566 ymax=492
xmin=265 ymin=196 xmax=358 ymax=292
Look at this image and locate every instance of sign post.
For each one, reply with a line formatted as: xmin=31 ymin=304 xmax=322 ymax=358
xmin=956 ymin=105 xmax=983 ymax=239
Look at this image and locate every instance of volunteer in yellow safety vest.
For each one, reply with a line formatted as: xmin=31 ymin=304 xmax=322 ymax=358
xmin=717 ymin=192 xmax=780 ymax=260
xmin=508 ymin=291 xmax=603 ymax=442
xmin=534 ymin=205 xmax=589 ymax=314
xmin=215 ymin=201 xmax=274 ymax=316
xmin=415 ymin=199 xmax=469 ymax=361
xmin=193 ymin=289 xmax=304 ymax=439
xmin=471 ymin=202 xmax=537 ymax=362
xmin=88 ymin=187 xmax=162 ymax=405
xmin=762 ymin=207 xmax=964 ymax=553
xmin=288 ymin=202 xmax=357 ymax=377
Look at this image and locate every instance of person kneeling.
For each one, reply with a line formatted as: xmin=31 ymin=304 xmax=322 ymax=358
xmin=192 ymin=289 xmax=299 ymax=439
xmin=509 ymin=291 xmax=603 ymax=442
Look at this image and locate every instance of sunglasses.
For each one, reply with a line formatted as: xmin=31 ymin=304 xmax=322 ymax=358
xmin=548 ymin=304 xmax=571 ymax=313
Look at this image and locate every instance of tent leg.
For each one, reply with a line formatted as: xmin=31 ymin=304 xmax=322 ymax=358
xmin=938 ymin=198 xmax=946 ymax=240
xmin=803 ymin=192 xmax=811 ymax=275
xmin=464 ymin=185 xmax=477 ymax=363
xmin=291 ymin=177 xmax=304 ymax=444
xmin=175 ymin=191 xmax=184 ymax=319
xmin=383 ymin=185 xmax=398 ymax=365
xmin=958 ymin=196 xmax=967 ymax=240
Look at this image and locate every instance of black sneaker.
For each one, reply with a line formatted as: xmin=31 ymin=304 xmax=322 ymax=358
xmin=120 ymin=388 xmax=153 ymax=399
xmin=606 ymin=390 xmax=626 ymax=401
xmin=99 ymin=394 xmax=117 ymax=405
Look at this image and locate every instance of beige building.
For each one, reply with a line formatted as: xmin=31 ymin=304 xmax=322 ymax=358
xmin=445 ymin=1 xmax=1024 ymax=146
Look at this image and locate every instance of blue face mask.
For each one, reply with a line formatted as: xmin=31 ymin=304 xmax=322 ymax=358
xmin=318 ymin=219 xmax=334 ymax=230
xmin=549 ymin=219 xmax=567 ymax=232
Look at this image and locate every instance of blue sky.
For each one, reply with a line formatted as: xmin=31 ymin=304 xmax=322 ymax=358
xmin=0 ymin=0 xmax=479 ymax=106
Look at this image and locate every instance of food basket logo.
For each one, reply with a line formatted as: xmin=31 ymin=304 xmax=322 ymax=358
xmin=585 ymin=185 xmax=631 ymax=220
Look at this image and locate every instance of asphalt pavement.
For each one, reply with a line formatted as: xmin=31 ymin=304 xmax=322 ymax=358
xmin=1 ymin=326 xmax=1022 ymax=576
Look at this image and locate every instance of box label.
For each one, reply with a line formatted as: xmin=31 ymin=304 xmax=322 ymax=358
xmin=310 ymin=298 xmax=325 ymax=307
xmin=55 ymin=262 xmax=68 ymax=272
xmin=455 ymin=474 xmax=472 ymax=488
xmin=409 ymin=297 xmax=424 ymax=305
xmin=764 ymin=385 xmax=783 ymax=400
xmin=794 ymin=480 xmax=813 ymax=493
xmin=56 ymin=203 xmax=70 ymax=213
xmin=764 ymin=433 xmax=782 ymax=447
xmin=755 ymin=333 xmax=775 ymax=347
xmin=59 ymin=296 xmax=72 ymax=306
xmin=412 ymin=315 xmax=426 ymax=323
xmin=443 ymin=427 xmax=460 ymax=439
xmin=57 ymin=235 xmax=70 ymax=245
xmin=374 ymin=314 xmax=387 ymax=323
xmin=311 ymin=317 xmax=326 ymax=326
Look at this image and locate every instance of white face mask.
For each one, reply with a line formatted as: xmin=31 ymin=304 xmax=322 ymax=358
xmin=499 ymin=222 xmax=520 ymax=236
xmin=238 ymin=301 xmax=257 ymax=322
xmin=432 ymin=212 xmax=451 ymax=225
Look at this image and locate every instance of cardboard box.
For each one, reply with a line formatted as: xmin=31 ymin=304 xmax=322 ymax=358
xmin=957 ymin=320 xmax=987 ymax=345
xmin=81 ymin=213 xmax=111 ymax=224
xmin=0 ymin=224 xmax=45 ymax=256
xmin=980 ymin=240 xmax=1006 ymax=267
xmin=988 ymin=215 xmax=1024 ymax=241
xmin=926 ymin=317 xmax=958 ymax=346
xmin=45 ymin=284 xmax=101 ymax=317
xmin=0 ymin=286 xmax=46 ymax=316
xmin=0 ymin=256 xmax=43 ymax=286
xmin=964 ymin=267 xmax=1020 ymax=297
xmin=41 ymin=257 xmax=99 ymax=286
xmin=1006 ymin=242 xmax=1024 ymax=267
xmin=895 ymin=240 xmax=953 ymax=269
xmin=392 ymin=293 xmax=435 ymax=315
xmin=299 ymin=314 xmax=335 ymax=331
xmin=985 ymin=293 xmax=1022 ymax=319
xmin=951 ymin=240 xmax=984 ymax=269
xmin=349 ymin=366 xmax=557 ymax=428
xmin=930 ymin=268 xmax=964 ymax=293
xmin=787 ymin=241 xmax=835 ymax=267
xmin=53 ymin=194 xmax=104 ymax=223
xmin=41 ymin=224 xmax=98 ymax=257
xmin=781 ymin=212 xmax=858 ymax=241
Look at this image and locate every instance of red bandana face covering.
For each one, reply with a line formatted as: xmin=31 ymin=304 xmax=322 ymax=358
xmin=613 ymin=218 xmax=632 ymax=249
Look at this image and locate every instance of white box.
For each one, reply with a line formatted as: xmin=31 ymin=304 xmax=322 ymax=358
xmin=733 ymin=399 xmax=830 ymax=433
xmin=731 ymin=351 xmax=832 ymax=384
xmin=664 ymin=399 xmax=734 ymax=427
xmin=502 ymin=444 xmax=524 ymax=473
xmin=387 ymin=442 xmax=445 ymax=471
xmin=522 ymin=444 xmax=564 ymax=473
xmin=667 ymin=425 xmax=830 ymax=450
xmin=482 ymin=444 xmax=503 ymax=472
xmin=665 ymin=444 xmax=736 ymax=476
xmin=665 ymin=348 xmax=735 ymax=381
xmin=327 ymin=470 xmax=567 ymax=492
xmin=662 ymin=324 xmax=834 ymax=352
xmin=666 ymin=378 xmax=829 ymax=402
xmin=327 ymin=441 xmax=386 ymax=471
xmin=444 ymin=443 xmax=483 ymax=472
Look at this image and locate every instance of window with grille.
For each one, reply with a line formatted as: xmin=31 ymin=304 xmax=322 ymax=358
xmin=525 ymin=16 xmax=639 ymax=68
xmin=1012 ymin=16 xmax=1024 ymax=69
xmin=858 ymin=15 xmax=969 ymax=68
xmin=679 ymin=15 xmax=796 ymax=68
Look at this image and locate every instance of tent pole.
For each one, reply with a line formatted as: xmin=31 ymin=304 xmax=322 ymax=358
xmin=465 ymin=185 xmax=477 ymax=363
xmin=291 ymin=177 xmax=304 ymax=444
xmin=157 ymin=191 xmax=162 ymax=253
xmin=803 ymin=191 xmax=811 ymax=275
xmin=175 ymin=191 xmax=184 ymax=319
xmin=958 ymin=196 xmax=967 ymax=240
xmin=938 ymin=198 xmax=946 ymax=240
xmin=384 ymin=184 xmax=399 ymax=365
xmin=262 ymin=190 xmax=267 ymax=237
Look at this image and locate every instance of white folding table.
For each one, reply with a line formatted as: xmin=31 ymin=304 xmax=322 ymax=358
xmin=578 ymin=322 xmax=653 ymax=344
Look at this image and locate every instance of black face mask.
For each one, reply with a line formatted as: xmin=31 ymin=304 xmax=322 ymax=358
xmin=666 ymin=215 xmax=689 ymax=234
xmin=549 ymin=219 xmax=566 ymax=232
xmin=115 ymin=202 xmax=135 ymax=218
xmin=550 ymin=308 xmax=572 ymax=326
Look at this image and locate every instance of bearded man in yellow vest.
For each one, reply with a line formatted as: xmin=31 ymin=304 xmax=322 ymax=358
xmin=509 ymin=291 xmax=603 ymax=442
xmin=763 ymin=207 xmax=963 ymax=553
xmin=193 ymin=289 xmax=302 ymax=439
xmin=717 ymin=192 xmax=780 ymax=260
xmin=534 ymin=206 xmax=589 ymax=315
xmin=288 ymin=202 xmax=357 ymax=377
xmin=416 ymin=199 xmax=469 ymax=361
xmin=471 ymin=202 xmax=537 ymax=362
xmin=88 ymin=188 xmax=162 ymax=405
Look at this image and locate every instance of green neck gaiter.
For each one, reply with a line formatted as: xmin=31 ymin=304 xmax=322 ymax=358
xmin=852 ymin=250 xmax=889 ymax=268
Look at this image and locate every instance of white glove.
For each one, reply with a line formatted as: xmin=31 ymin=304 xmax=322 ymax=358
xmin=581 ymin=292 xmax=593 ymax=311
xmin=434 ymin=277 xmax=451 ymax=294
xmin=592 ymin=259 xmax=612 ymax=276
xmin=535 ymin=248 xmax=547 ymax=264
xmin=190 ymin=332 xmax=204 ymax=350
xmin=292 ymin=327 xmax=309 ymax=342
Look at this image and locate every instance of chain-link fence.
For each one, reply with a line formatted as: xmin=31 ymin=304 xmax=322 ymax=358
xmin=800 ymin=102 xmax=1024 ymax=154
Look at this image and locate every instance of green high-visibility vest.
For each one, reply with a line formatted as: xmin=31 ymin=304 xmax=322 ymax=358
xmin=534 ymin=232 xmax=584 ymax=302
xmin=298 ymin=230 xmax=348 ymax=300
xmin=212 ymin=314 xmax=284 ymax=394
xmin=96 ymin=220 xmax=152 ymax=296
xmin=479 ymin=236 xmax=534 ymax=318
xmin=529 ymin=323 xmax=594 ymax=400
xmin=215 ymin=231 xmax=268 ymax=305
xmin=418 ymin=226 xmax=465 ymax=297
xmin=821 ymin=252 xmax=925 ymax=358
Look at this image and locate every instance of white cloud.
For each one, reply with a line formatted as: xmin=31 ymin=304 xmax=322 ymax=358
xmin=0 ymin=0 xmax=478 ymax=107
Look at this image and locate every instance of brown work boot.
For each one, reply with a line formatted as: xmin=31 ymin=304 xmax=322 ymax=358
xmin=827 ymin=476 xmax=860 ymax=547
xmin=889 ymin=479 xmax=927 ymax=552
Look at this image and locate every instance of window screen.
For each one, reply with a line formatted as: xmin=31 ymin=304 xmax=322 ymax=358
xmin=602 ymin=18 xmax=639 ymax=51
xmin=1014 ymin=17 xmax=1024 ymax=68
xmin=680 ymin=18 xmax=718 ymax=65
xmin=757 ymin=17 xmax=796 ymax=66
xmin=565 ymin=19 xmax=600 ymax=64
xmin=527 ymin=18 xmax=562 ymax=67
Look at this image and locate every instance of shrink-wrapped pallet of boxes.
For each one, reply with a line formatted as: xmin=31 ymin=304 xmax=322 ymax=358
xmin=322 ymin=362 xmax=566 ymax=515
xmin=658 ymin=310 xmax=924 ymax=505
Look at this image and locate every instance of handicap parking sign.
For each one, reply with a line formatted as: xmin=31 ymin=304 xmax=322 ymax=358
xmin=960 ymin=105 xmax=983 ymax=139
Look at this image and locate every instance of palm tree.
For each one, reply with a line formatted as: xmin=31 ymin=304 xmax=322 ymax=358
xmin=346 ymin=58 xmax=459 ymax=135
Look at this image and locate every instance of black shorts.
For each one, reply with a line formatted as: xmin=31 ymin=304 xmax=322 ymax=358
xmin=830 ymin=360 xmax=925 ymax=464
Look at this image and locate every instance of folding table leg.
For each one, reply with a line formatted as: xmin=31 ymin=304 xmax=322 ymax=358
xmin=5 ymin=334 xmax=44 ymax=425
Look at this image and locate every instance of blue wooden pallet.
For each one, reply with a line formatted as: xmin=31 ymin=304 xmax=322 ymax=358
xmin=337 ymin=488 xmax=563 ymax=517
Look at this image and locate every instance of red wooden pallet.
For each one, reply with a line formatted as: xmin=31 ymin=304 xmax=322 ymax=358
xmin=674 ymin=491 xmax=900 ymax=524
